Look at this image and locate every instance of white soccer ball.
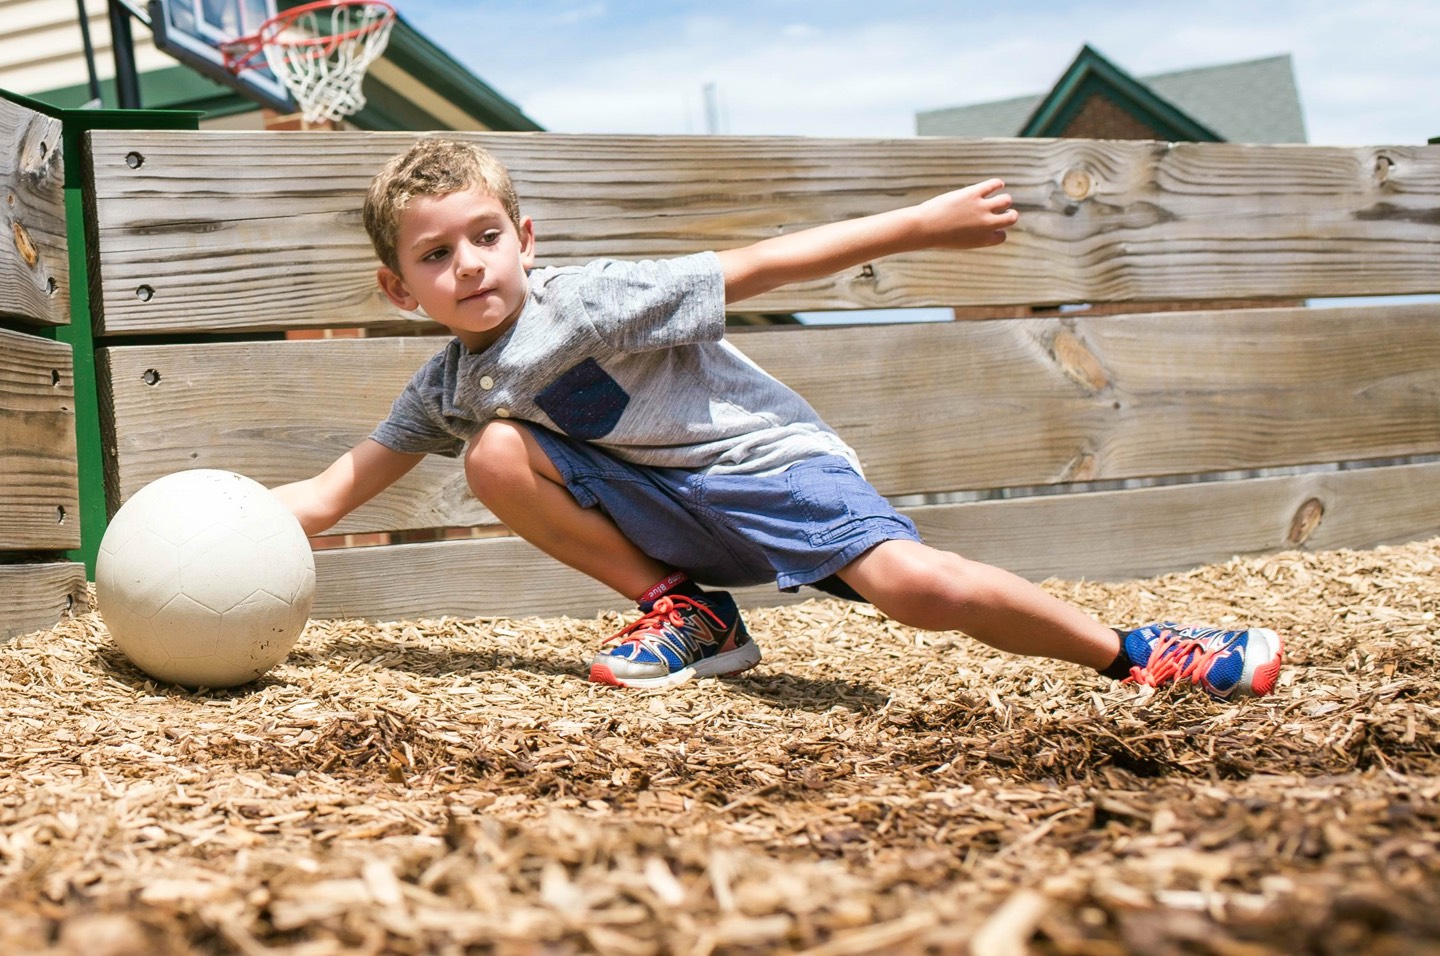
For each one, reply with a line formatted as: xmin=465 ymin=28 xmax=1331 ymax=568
xmin=96 ymin=469 xmax=316 ymax=688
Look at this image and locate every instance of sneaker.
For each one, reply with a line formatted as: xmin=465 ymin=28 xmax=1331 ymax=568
xmin=1122 ymin=623 xmax=1283 ymax=699
xmin=589 ymin=592 xmax=761 ymax=689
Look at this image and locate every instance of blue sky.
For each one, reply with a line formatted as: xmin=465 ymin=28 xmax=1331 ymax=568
xmin=403 ymin=0 xmax=1439 ymax=146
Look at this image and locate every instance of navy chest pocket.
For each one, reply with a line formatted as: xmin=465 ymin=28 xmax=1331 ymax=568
xmin=535 ymin=358 xmax=630 ymax=440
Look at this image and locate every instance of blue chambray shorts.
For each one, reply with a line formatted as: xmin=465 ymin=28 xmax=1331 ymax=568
xmin=525 ymin=424 xmax=921 ymax=600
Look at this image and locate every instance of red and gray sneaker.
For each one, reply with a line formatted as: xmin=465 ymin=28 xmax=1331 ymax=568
xmin=1122 ymin=623 xmax=1283 ymax=699
xmin=589 ymin=591 xmax=761 ymax=689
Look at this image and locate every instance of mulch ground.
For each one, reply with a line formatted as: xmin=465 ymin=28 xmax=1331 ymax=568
xmin=2 ymin=539 xmax=1438 ymax=955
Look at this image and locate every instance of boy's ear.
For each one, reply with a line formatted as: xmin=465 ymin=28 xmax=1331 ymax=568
xmin=376 ymin=266 xmax=417 ymax=310
xmin=518 ymin=216 xmax=536 ymax=269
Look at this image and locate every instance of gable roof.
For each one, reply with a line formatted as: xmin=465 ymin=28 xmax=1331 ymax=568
xmin=1143 ymin=53 xmax=1306 ymax=144
xmin=1019 ymin=45 xmax=1220 ymax=141
xmin=918 ymin=47 xmax=1306 ymax=144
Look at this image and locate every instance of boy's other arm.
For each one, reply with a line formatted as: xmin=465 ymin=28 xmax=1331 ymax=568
xmin=717 ymin=178 xmax=1018 ymax=304
xmin=271 ymin=438 xmax=424 ymax=536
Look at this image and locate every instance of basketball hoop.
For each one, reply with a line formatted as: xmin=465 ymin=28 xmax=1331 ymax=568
xmin=222 ymin=0 xmax=397 ymax=125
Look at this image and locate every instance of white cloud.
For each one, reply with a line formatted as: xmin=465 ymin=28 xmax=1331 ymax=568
xmin=551 ymin=1 xmax=606 ymax=26
xmin=405 ymin=0 xmax=1440 ymax=145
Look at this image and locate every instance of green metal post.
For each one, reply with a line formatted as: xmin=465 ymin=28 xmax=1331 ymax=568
xmin=56 ymin=180 xmax=108 ymax=577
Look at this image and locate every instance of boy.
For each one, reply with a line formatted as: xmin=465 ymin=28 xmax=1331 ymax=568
xmin=275 ymin=138 xmax=1283 ymax=698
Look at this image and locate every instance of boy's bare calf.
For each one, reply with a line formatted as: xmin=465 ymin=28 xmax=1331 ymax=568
xmin=836 ymin=540 xmax=1122 ymax=671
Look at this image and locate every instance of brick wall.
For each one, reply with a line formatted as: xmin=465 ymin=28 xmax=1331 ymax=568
xmin=1059 ymin=93 xmax=1162 ymax=139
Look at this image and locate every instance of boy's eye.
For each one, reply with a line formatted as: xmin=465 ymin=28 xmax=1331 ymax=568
xmin=479 ymin=230 xmax=502 ymax=245
xmin=421 ymin=247 xmax=448 ymax=262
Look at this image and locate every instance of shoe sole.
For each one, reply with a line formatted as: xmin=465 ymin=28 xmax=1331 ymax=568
xmin=589 ymin=640 xmax=762 ymax=690
xmin=1241 ymin=628 xmax=1284 ymax=697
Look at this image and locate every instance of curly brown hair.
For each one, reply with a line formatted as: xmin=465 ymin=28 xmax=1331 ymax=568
xmin=363 ymin=138 xmax=523 ymax=274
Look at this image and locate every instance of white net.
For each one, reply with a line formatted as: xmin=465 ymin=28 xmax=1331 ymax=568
xmin=249 ymin=1 xmax=396 ymax=125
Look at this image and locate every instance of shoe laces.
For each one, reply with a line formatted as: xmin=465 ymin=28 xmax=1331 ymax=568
xmin=1125 ymin=627 xmax=1239 ymax=692
xmin=603 ymin=595 xmax=726 ymax=652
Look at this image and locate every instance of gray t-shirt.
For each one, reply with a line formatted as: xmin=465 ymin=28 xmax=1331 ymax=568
xmin=370 ymin=252 xmax=859 ymax=476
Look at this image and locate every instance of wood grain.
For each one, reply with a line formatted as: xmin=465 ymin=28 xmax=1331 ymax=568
xmin=738 ymin=301 xmax=1440 ymax=494
xmin=0 ymin=562 xmax=87 ymax=642
xmin=1 ymin=98 xmax=67 ymax=326
xmin=85 ymin=130 xmax=1440 ymax=334
xmin=98 ymin=337 xmax=469 ymax=534
xmin=906 ymin=461 xmax=1440 ymax=583
xmin=0 ymin=328 xmax=79 ymax=549
xmin=311 ymin=461 xmax=1440 ymax=621
xmin=101 ymin=302 xmax=1440 ymax=533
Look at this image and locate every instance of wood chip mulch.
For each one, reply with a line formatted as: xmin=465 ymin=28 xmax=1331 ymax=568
xmin=2 ymin=540 xmax=1438 ymax=955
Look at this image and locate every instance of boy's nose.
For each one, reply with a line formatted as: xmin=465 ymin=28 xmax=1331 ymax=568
xmin=455 ymin=242 xmax=484 ymax=276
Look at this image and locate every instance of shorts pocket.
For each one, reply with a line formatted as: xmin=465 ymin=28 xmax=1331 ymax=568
xmin=535 ymin=358 xmax=630 ymax=440
xmin=786 ymin=462 xmax=861 ymax=547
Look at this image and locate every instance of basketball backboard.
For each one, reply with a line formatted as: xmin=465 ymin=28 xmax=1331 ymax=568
xmin=148 ymin=0 xmax=295 ymax=112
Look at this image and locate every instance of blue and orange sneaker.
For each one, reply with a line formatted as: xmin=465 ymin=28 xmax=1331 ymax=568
xmin=1122 ymin=623 xmax=1283 ymax=700
xmin=589 ymin=591 xmax=761 ymax=689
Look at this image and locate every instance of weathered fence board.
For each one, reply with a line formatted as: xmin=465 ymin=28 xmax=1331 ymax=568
xmin=98 ymin=337 xmax=463 ymax=533
xmin=0 ymin=328 xmax=79 ymax=549
xmin=906 ymin=461 xmax=1440 ymax=583
xmin=1 ymin=97 xmax=67 ymax=326
xmin=310 ymin=461 xmax=1440 ymax=621
xmin=101 ymin=302 xmax=1440 ymax=532
xmin=0 ymin=563 xmax=86 ymax=643
xmin=740 ymin=302 xmax=1440 ymax=493
xmin=86 ymin=131 xmax=1440 ymax=334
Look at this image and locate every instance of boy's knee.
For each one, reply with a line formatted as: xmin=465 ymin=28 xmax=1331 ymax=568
xmin=902 ymin=553 xmax=975 ymax=605
xmin=464 ymin=420 xmax=533 ymax=501
xmin=857 ymin=545 xmax=987 ymax=628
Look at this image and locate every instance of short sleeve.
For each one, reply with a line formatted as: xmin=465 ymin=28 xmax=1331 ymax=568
xmin=570 ymin=252 xmax=726 ymax=353
xmin=369 ymin=376 xmax=466 ymax=459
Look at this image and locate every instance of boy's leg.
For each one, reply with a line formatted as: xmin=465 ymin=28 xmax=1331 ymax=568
xmin=835 ymin=540 xmax=1282 ymax=698
xmin=465 ymin=421 xmax=760 ymax=688
xmin=465 ymin=419 xmax=670 ymax=601
xmin=834 ymin=540 xmax=1121 ymax=669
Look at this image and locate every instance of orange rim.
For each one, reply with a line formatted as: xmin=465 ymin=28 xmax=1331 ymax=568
xmin=223 ymin=0 xmax=395 ymax=72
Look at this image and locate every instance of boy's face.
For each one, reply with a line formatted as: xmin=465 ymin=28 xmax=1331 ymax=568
xmin=377 ymin=186 xmax=535 ymax=352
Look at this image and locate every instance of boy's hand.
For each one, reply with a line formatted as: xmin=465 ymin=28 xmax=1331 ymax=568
xmin=272 ymin=439 xmax=423 ymax=536
xmin=914 ymin=179 xmax=1019 ymax=249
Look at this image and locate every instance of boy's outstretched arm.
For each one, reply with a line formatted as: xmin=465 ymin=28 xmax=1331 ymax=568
xmin=717 ymin=178 xmax=1017 ymax=304
xmin=272 ymin=438 xmax=424 ymax=536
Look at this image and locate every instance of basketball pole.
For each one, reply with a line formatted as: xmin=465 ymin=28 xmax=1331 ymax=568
xmin=106 ymin=0 xmax=143 ymax=108
xmin=74 ymin=0 xmax=103 ymax=105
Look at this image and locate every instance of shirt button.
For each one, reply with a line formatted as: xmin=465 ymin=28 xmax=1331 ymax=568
xmin=495 ymin=407 xmax=511 ymax=418
xmin=480 ymin=375 xmax=495 ymax=390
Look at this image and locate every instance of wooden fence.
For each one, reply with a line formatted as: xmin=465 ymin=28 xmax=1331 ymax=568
xmin=4 ymin=91 xmax=1440 ymax=634
xmin=0 ymin=95 xmax=86 ymax=640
